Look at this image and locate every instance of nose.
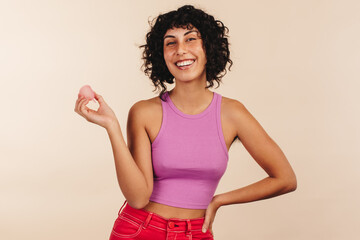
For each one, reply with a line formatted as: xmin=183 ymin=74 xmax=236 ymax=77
xmin=176 ymin=41 xmax=187 ymax=55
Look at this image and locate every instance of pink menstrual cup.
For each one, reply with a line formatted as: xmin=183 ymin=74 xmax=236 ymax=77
xmin=78 ymin=85 xmax=96 ymax=103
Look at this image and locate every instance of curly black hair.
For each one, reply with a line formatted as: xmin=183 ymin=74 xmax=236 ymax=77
xmin=140 ymin=5 xmax=233 ymax=101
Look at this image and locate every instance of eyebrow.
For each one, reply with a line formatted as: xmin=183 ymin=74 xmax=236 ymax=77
xmin=163 ymin=30 xmax=199 ymax=40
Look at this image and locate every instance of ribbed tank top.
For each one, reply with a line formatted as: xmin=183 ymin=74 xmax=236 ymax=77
xmin=150 ymin=91 xmax=229 ymax=209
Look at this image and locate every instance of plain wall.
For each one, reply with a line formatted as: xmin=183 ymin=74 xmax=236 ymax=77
xmin=1 ymin=0 xmax=359 ymax=239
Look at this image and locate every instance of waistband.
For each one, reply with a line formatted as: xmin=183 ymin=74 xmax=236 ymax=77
xmin=118 ymin=200 xmax=205 ymax=233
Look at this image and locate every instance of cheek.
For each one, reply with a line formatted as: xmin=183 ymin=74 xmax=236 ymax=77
xmin=193 ymin=44 xmax=206 ymax=57
xmin=196 ymin=48 xmax=207 ymax=63
xmin=163 ymin=55 xmax=172 ymax=68
xmin=163 ymin=49 xmax=173 ymax=63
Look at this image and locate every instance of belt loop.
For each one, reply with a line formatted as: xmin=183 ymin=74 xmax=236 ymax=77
xmin=186 ymin=219 xmax=192 ymax=232
xmin=186 ymin=219 xmax=192 ymax=239
xmin=143 ymin=212 xmax=153 ymax=229
xmin=118 ymin=199 xmax=127 ymax=215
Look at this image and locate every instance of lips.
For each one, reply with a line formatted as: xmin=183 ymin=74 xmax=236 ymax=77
xmin=176 ymin=59 xmax=195 ymax=67
xmin=175 ymin=59 xmax=195 ymax=70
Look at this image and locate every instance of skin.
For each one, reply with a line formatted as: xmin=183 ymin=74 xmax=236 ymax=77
xmin=74 ymin=25 xmax=297 ymax=237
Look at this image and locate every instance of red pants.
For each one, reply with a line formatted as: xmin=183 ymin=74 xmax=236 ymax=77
xmin=109 ymin=200 xmax=214 ymax=240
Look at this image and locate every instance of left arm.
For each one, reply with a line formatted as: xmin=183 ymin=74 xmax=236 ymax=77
xmin=202 ymin=100 xmax=297 ymax=234
xmin=215 ymin=100 xmax=297 ymax=207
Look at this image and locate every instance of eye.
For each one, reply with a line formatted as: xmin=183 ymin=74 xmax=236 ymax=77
xmin=187 ymin=38 xmax=196 ymax=42
xmin=166 ymin=41 xmax=175 ymax=46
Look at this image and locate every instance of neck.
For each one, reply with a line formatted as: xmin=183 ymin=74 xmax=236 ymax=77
xmin=168 ymin=81 xmax=213 ymax=114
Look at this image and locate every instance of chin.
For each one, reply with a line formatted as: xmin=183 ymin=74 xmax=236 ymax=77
xmin=172 ymin=71 xmax=205 ymax=82
xmin=173 ymin=75 xmax=197 ymax=82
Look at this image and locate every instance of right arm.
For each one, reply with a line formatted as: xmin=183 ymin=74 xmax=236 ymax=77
xmin=106 ymin=101 xmax=153 ymax=209
xmin=75 ymin=93 xmax=153 ymax=209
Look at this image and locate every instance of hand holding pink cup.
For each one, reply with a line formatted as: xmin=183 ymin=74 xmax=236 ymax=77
xmin=78 ymin=85 xmax=96 ymax=103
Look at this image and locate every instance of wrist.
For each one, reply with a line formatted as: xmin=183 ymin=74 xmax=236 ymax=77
xmin=213 ymin=194 xmax=224 ymax=209
xmin=105 ymin=119 xmax=121 ymax=133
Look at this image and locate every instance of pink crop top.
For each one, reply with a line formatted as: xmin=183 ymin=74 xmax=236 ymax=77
xmin=150 ymin=91 xmax=229 ymax=209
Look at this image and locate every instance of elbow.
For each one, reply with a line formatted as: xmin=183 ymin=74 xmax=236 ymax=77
xmin=124 ymin=185 xmax=152 ymax=210
xmin=138 ymin=198 xmax=150 ymax=209
xmin=127 ymin=191 xmax=151 ymax=209
xmin=128 ymin=198 xmax=149 ymax=210
xmin=284 ymin=175 xmax=297 ymax=192
xmin=287 ymin=181 xmax=297 ymax=192
xmin=124 ymin=183 xmax=152 ymax=210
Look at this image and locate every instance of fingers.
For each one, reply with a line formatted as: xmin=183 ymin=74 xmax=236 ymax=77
xmin=75 ymin=96 xmax=85 ymax=112
xmin=202 ymin=217 xmax=209 ymax=233
xmin=93 ymin=91 xmax=105 ymax=104
xmin=202 ymin=207 xmax=215 ymax=236
xmin=79 ymin=98 xmax=90 ymax=115
xmin=74 ymin=90 xmax=105 ymax=125
xmin=209 ymin=222 xmax=213 ymax=235
xmin=75 ymin=95 xmax=84 ymax=109
xmin=74 ymin=96 xmax=90 ymax=119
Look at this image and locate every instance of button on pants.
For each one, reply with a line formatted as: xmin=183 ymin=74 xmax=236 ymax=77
xmin=109 ymin=200 xmax=214 ymax=240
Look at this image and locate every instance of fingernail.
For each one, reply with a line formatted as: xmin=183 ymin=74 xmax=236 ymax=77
xmin=202 ymin=228 xmax=206 ymax=233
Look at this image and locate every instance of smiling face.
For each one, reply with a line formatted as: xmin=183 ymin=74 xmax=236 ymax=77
xmin=163 ymin=26 xmax=207 ymax=83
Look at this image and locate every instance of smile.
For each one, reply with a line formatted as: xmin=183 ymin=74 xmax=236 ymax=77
xmin=175 ymin=59 xmax=195 ymax=69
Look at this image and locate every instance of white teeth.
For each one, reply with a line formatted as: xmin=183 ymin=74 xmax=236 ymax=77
xmin=176 ymin=60 xmax=195 ymax=67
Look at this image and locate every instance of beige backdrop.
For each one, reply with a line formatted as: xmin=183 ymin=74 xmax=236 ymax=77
xmin=1 ymin=0 xmax=359 ymax=239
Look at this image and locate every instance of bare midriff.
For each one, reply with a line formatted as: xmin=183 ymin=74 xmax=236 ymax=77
xmin=142 ymin=201 xmax=206 ymax=219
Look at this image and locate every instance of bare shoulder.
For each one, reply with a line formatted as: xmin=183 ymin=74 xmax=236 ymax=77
xmin=128 ymin=96 xmax=161 ymax=121
xmin=221 ymin=95 xmax=249 ymax=121
xmin=128 ymin=95 xmax=162 ymax=141
xmin=220 ymin=95 xmax=263 ymax=141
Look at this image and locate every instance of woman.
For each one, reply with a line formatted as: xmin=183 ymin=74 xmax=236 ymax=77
xmin=74 ymin=5 xmax=297 ymax=240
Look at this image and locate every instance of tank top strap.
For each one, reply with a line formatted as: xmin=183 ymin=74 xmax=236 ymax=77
xmin=151 ymin=92 xmax=169 ymax=146
xmin=214 ymin=92 xmax=228 ymax=157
